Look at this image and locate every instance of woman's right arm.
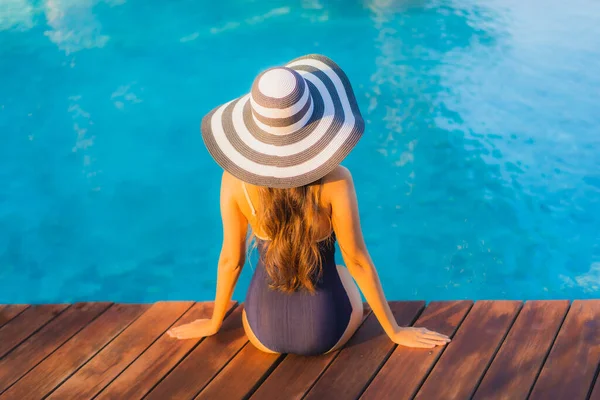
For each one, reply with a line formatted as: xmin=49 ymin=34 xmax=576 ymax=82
xmin=168 ymin=171 xmax=247 ymax=340
xmin=327 ymin=166 xmax=450 ymax=348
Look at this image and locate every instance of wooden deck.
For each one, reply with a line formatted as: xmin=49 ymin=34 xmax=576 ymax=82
xmin=0 ymin=300 xmax=599 ymax=400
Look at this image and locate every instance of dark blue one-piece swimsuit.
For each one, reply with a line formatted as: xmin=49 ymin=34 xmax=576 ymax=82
xmin=242 ymin=184 xmax=353 ymax=356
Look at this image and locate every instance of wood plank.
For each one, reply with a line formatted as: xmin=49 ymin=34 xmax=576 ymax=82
xmin=251 ymin=308 xmax=372 ymax=400
xmin=589 ymin=367 xmax=600 ymax=399
xmin=0 ymin=304 xmax=68 ymax=358
xmin=2 ymin=304 xmax=150 ymax=400
xmin=530 ymin=300 xmax=600 ymax=400
xmin=46 ymin=301 xmax=193 ymax=400
xmin=414 ymin=300 xmax=522 ymax=400
xmin=0 ymin=305 xmax=29 ymax=328
xmin=96 ymin=301 xmax=236 ymax=400
xmin=196 ymin=343 xmax=283 ymax=400
xmin=361 ymin=300 xmax=473 ymax=399
xmin=303 ymin=301 xmax=425 ymax=400
xmin=145 ymin=306 xmax=248 ymax=400
xmin=474 ymin=300 xmax=570 ymax=400
xmin=251 ymin=354 xmax=337 ymax=400
xmin=0 ymin=302 xmax=111 ymax=395
xmin=251 ymin=352 xmax=336 ymax=400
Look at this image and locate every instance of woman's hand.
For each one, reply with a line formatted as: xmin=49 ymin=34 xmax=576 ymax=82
xmin=391 ymin=327 xmax=451 ymax=348
xmin=167 ymin=319 xmax=219 ymax=340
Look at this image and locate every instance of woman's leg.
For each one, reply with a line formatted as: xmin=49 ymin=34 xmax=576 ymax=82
xmin=326 ymin=265 xmax=364 ymax=353
xmin=242 ymin=308 xmax=279 ymax=354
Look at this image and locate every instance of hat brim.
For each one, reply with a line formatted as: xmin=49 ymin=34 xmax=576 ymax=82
xmin=201 ymin=54 xmax=364 ymax=189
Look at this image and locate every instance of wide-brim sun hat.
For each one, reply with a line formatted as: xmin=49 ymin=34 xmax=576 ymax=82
xmin=201 ymin=54 xmax=364 ymax=189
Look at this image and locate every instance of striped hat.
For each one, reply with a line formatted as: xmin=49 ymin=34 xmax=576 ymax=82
xmin=201 ymin=54 xmax=364 ymax=189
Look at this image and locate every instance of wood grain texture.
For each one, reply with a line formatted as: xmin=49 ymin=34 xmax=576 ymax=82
xmin=0 ymin=305 xmax=29 ymax=329
xmin=47 ymin=301 xmax=193 ymax=400
xmin=2 ymin=304 xmax=150 ymax=400
xmin=0 ymin=302 xmax=111 ymax=395
xmin=530 ymin=300 xmax=600 ymax=400
xmin=0 ymin=304 xmax=68 ymax=358
xmin=361 ymin=300 xmax=473 ymax=400
xmin=145 ymin=305 xmax=248 ymax=400
xmin=414 ymin=300 xmax=522 ymax=400
xmin=474 ymin=300 xmax=570 ymax=400
xmin=589 ymin=367 xmax=600 ymax=400
xmin=96 ymin=301 xmax=237 ymax=400
xmin=251 ymin=308 xmax=372 ymax=400
xmin=0 ymin=299 xmax=597 ymax=400
xmin=304 ymin=301 xmax=425 ymax=400
xmin=196 ymin=343 xmax=283 ymax=400
xmin=251 ymin=353 xmax=336 ymax=400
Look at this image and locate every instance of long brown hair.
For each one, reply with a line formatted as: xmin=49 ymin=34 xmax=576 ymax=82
xmin=253 ymin=180 xmax=328 ymax=294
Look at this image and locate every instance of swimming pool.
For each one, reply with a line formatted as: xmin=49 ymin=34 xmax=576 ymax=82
xmin=1 ymin=0 xmax=599 ymax=304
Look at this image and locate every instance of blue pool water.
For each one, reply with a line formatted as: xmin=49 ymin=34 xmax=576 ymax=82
xmin=1 ymin=0 xmax=599 ymax=304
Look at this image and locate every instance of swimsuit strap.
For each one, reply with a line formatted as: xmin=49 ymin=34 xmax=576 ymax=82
xmin=242 ymin=182 xmax=257 ymax=217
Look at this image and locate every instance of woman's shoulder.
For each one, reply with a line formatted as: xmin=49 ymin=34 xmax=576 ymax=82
xmin=321 ymin=165 xmax=356 ymax=205
xmin=220 ymin=171 xmax=247 ymax=204
xmin=222 ymin=167 xmax=352 ymax=187
xmin=220 ymin=170 xmax=238 ymax=191
xmin=322 ymin=165 xmax=353 ymax=186
xmin=221 ymin=166 xmax=353 ymax=196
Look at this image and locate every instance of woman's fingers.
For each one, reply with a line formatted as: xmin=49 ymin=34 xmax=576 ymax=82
xmin=168 ymin=325 xmax=193 ymax=338
xmin=422 ymin=332 xmax=451 ymax=342
xmin=168 ymin=329 xmax=182 ymax=337
xmin=414 ymin=340 xmax=436 ymax=348
xmin=421 ymin=335 xmax=450 ymax=344
xmin=422 ymin=329 xmax=450 ymax=339
xmin=416 ymin=339 xmax=443 ymax=346
xmin=168 ymin=327 xmax=184 ymax=336
xmin=416 ymin=334 xmax=450 ymax=345
xmin=417 ymin=340 xmax=447 ymax=347
xmin=172 ymin=329 xmax=193 ymax=339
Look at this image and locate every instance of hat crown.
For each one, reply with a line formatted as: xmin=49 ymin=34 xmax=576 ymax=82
xmin=250 ymin=67 xmax=314 ymax=136
xmin=256 ymin=68 xmax=299 ymax=99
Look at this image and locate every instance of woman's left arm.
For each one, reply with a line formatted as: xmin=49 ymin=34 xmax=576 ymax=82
xmin=168 ymin=172 xmax=247 ymax=339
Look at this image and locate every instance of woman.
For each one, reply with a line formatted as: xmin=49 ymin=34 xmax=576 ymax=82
xmin=167 ymin=54 xmax=450 ymax=355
